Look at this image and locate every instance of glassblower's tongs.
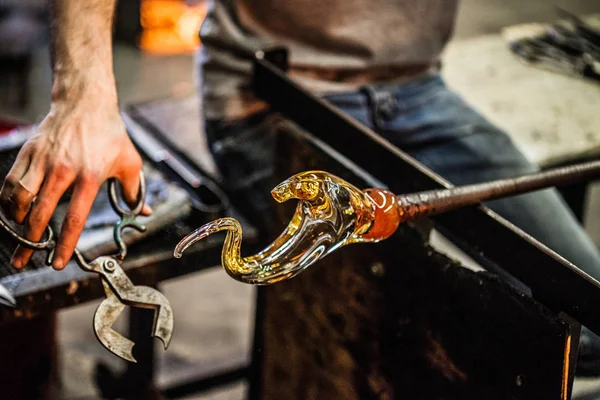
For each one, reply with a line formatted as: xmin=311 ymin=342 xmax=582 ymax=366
xmin=0 ymin=172 xmax=173 ymax=363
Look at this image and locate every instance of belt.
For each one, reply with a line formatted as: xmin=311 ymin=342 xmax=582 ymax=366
xmin=288 ymin=64 xmax=435 ymax=86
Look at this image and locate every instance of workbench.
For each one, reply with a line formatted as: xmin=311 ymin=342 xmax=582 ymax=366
xmin=442 ymin=20 xmax=600 ymax=219
xmin=0 ymin=110 xmax=257 ymax=399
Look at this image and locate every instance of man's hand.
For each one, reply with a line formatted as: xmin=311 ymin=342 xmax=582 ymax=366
xmin=0 ymin=0 xmax=152 ymax=270
xmin=0 ymin=92 xmax=150 ymax=270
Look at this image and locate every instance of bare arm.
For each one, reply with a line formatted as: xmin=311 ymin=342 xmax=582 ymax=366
xmin=50 ymin=0 xmax=118 ymax=104
xmin=0 ymin=0 xmax=150 ymax=270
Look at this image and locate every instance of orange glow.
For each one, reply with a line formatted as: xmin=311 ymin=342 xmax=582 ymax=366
xmin=561 ymin=332 xmax=571 ymax=400
xmin=139 ymin=0 xmax=207 ymax=55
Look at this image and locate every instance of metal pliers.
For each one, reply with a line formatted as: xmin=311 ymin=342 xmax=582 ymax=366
xmin=0 ymin=172 xmax=173 ymax=362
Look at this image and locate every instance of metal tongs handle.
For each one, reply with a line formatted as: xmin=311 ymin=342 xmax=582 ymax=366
xmin=0 ymin=172 xmax=147 ymax=269
xmin=0 ymin=220 xmax=53 ymax=251
xmin=108 ymin=172 xmax=147 ymax=261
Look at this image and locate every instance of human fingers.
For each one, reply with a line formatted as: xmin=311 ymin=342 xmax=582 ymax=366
xmin=7 ymin=163 xmax=46 ymax=224
xmin=7 ymin=181 xmax=37 ymax=225
xmin=116 ymin=155 xmax=152 ymax=216
xmin=11 ymin=165 xmax=75 ymax=269
xmin=0 ymin=146 xmax=32 ymax=219
xmin=52 ymin=176 xmax=99 ymax=270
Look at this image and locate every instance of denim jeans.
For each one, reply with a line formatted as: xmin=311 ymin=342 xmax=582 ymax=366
xmin=205 ymin=73 xmax=600 ymax=281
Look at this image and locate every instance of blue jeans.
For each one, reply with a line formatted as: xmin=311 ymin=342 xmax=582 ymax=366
xmin=206 ymin=73 xmax=600 ymax=281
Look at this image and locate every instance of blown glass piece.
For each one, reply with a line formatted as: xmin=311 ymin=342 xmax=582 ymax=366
xmin=174 ymin=160 xmax=600 ymax=285
xmin=173 ymin=171 xmax=394 ymax=284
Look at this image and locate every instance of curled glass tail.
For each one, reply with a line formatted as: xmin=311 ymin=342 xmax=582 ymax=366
xmin=173 ymin=218 xmax=238 ymax=259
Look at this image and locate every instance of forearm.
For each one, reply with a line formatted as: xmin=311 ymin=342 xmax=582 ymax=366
xmin=49 ymin=0 xmax=118 ymax=104
xmin=1 ymin=0 xmax=146 ymax=271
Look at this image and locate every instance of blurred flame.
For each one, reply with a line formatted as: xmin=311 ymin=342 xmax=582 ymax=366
xmin=139 ymin=0 xmax=207 ymax=55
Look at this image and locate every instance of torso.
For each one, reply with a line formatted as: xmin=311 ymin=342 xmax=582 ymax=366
xmin=198 ymin=0 xmax=459 ymax=119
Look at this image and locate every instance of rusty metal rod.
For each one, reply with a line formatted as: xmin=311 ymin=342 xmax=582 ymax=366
xmin=396 ymin=160 xmax=600 ymax=223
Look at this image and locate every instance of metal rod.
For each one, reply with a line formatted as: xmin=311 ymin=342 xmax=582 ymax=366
xmin=395 ymin=160 xmax=600 ymax=222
